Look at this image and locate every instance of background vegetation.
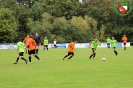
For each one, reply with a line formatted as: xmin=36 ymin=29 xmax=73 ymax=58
xmin=0 ymin=0 xmax=133 ymax=43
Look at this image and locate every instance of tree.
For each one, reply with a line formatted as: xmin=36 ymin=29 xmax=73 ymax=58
xmin=30 ymin=1 xmax=44 ymax=21
xmin=0 ymin=8 xmax=18 ymax=43
xmin=70 ymin=16 xmax=93 ymax=42
xmin=27 ymin=13 xmax=53 ymax=42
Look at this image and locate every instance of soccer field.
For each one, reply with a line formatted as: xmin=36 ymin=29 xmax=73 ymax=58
xmin=0 ymin=47 xmax=133 ymax=88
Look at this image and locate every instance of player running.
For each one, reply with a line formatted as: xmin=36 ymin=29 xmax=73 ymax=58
xmin=106 ymin=37 xmax=111 ymax=49
xmin=122 ymin=34 xmax=128 ymax=50
xmin=27 ymin=35 xmax=41 ymax=63
xmin=14 ymin=38 xmax=28 ymax=64
xmin=63 ymin=40 xmax=77 ymax=60
xmin=89 ymin=38 xmax=101 ymax=59
xmin=111 ymin=36 xmax=118 ymax=55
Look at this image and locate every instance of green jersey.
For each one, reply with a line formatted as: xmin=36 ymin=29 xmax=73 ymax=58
xmin=91 ymin=41 xmax=100 ymax=49
xmin=44 ymin=39 xmax=48 ymax=45
xmin=111 ymin=39 xmax=117 ymax=47
xmin=106 ymin=38 xmax=111 ymax=43
xmin=17 ymin=41 xmax=25 ymax=52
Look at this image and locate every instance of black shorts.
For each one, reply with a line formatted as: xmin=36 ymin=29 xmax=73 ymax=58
xmin=68 ymin=52 xmax=74 ymax=56
xmin=112 ymin=47 xmax=116 ymax=49
xmin=92 ymin=48 xmax=96 ymax=52
xmin=123 ymin=43 xmax=126 ymax=45
xmin=19 ymin=52 xmax=24 ymax=56
xmin=107 ymin=43 xmax=110 ymax=46
xmin=44 ymin=45 xmax=48 ymax=47
xmin=54 ymin=44 xmax=56 ymax=47
xmin=28 ymin=49 xmax=36 ymax=55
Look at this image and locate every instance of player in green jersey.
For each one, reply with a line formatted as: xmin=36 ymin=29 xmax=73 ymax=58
xmin=43 ymin=36 xmax=49 ymax=52
xmin=14 ymin=38 xmax=28 ymax=64
xmin=89 ymin=38 xmax=101 ymax=59
xmin=110 ymin=36 xmax=118 ymax=55
xmin=106 ymin=37 xmax=111 ymax=49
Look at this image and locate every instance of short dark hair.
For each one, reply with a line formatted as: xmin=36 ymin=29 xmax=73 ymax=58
xmin=18 ymin=38 xmax=22 ymax=42
xmin=73 ymin=40 xmax=77 ymax=42
xmin=29 ymin=35 xmax=33 ymax=38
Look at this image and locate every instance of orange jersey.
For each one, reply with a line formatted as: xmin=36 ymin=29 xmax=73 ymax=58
xmin=24 ymin=37 xmax=30 ymax=45
xmin=27 ymin=38 xmax=36 ymax=50
xmin=68 ymin=42 xmax=75 ymax=52
xmin=122 ymin=37 xmax=127 ymax=43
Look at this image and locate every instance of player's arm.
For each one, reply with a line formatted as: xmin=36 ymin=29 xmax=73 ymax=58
xmin=26 ymin=40 xmax=30 ymax=48
xmin=24 ymin=38 xmax=26 ymax=44
xmin=68 ymin=43 xmax=71 ymax=48
xmin=116 ymin=40 xmax=118 ymax=44
xmin=73 ymin=44 xmax=75 ymax=51
xmin=122 ymin=37 xmax=124 ymax=41
xmin=34 ymin=40 xmax=36 ymax=45
xmin=17 ymin=46 xmax=19 ymax=53
xmin=109 ymin=39 xmax=111 ymax=43
xmin=74 ymin=48 xmax=76 ymax=51
xmin=89 ymin=42 xmax=92 ymax=48
xmin=99 ymin=42 xmax=101 ymax=46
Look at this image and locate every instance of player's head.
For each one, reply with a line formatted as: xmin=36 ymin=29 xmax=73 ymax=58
xmin=74 ymin=40 xmax=77 ymax=43
xmin=29 ymin=35 xmax=33 ymax=38
xmin=45 ymin=36 xmax=47 ymax=39
xmin=124 ymin=34 xmax=126 ymax=37
xmin=112 ymin=36 xmax=114 ymax=39
xmin=95 ymin=38 xmax=98 ymax=42
xmin=36 ymin=33 xmax=38 ymax=36
xmin=27 ymin=35 xmax=29 ymax=38
xmin=18 ymin=38 xmax=23 ymax=42
xmin=72 ymin=39 xmax=77 ymax=43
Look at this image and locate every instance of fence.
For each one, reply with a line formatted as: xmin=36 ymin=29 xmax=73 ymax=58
xmin=0 ymin=42 xmax=130 ymax=49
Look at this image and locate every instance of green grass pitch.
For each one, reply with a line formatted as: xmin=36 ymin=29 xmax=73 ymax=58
xmin=0 ymin=47 xmax=133 ymax=88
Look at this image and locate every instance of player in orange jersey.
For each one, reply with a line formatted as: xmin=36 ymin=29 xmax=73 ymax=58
xmin=24 ymin=35 xmax=30 ymax=54
xmin=122 ymin=34 xmax=128 ymax=50
xmin=27 ymin=35 xmax=41 ymax=63
xmin=63 ymin=40 xmax=77 ymax=60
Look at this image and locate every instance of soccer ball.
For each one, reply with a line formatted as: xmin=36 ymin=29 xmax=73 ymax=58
xmin=102 ymin=58 xmax=106 ymax=61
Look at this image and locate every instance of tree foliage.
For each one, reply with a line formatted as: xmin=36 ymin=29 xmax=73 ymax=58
xmin=0 ymin=0 xmax=133 ymax=43
xmin=0 ymin=8 xmax=17 ymax=43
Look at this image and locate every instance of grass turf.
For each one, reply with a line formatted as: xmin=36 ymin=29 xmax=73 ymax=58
xmin=0 ymin=47 xmax=133 ymax=88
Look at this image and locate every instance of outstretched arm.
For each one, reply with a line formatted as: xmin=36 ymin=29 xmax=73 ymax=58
xmin=89 ymin=42 xmax=92 ymax=48
xmin=17 ymin=47 xmax=19 ymax=53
